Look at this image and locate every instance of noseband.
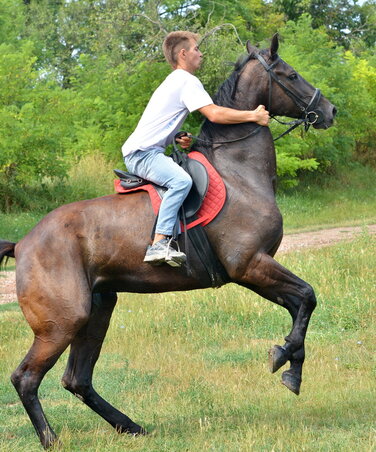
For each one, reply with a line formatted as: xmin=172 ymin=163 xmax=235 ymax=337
xmin=255 ymin=53 xmax=324 ymax=140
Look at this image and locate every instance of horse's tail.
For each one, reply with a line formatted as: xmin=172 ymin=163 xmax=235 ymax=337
xmin=0 ymin=240 xmax=16 ymax=268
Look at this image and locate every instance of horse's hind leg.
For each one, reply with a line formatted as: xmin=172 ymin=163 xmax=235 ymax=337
xmin=11 ymin=340 xmax=64 ymax=448
xmin=11 ymin=302 xmax=90 ymax=449
xmin=61 ymin=292 xmax=144 ymax=435
xmin=239 ymin=253 xmax=317 ymax=395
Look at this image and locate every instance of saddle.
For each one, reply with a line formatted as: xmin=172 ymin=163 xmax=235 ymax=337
xmin=114 ymin=151 xmax=209 ymax=219
xmin=114 ymin=149 xmax=229 ymax=287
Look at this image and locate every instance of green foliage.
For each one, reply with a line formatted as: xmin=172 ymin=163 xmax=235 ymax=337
xmin=0 ymin=0 xmax=375 ymax=210
xmin=344 ymin=50 xmax=376 ymax=167
xmin=0 ymin=40 xmax=89 ymax=210
xmin=70 ymin=57 xmax=171 ymax=162
xmin=270 ymin=14 xmax=376 ymax=185
xmin=196 ymin=0 xmax=285 ymax=43
xmin=0 ymin=0 xmax=24 ymax=45
xmin=0 ymin=211 xmax=43 ymax=242
xmin=272 ymin=0 xmax=376 ymax=49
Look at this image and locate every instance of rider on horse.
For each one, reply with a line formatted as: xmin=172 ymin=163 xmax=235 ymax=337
xmin=122 ymin=31 xmax=270 ymax=267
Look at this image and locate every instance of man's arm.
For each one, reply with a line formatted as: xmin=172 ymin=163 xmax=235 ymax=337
xmin=199 ymin=104 xmax=270 ymax=126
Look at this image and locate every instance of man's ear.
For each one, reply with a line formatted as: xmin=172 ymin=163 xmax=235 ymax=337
xmin=178 ymin=48 xmax=187 ymax=60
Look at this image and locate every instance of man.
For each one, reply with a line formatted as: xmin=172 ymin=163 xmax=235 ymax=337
xmin=122 ymin=31 xmax=270 ymax=267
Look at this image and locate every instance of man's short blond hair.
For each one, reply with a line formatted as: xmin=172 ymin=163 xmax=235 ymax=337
xmin=163 ymin=31 xmax=199 ymax=68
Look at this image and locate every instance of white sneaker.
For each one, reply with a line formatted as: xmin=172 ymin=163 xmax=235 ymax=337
xmin=143 ymin=238 xmax=186 ymax=267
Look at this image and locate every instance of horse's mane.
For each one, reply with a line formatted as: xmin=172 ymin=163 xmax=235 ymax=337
xmin=211 ymin=54 xmax=251 ymax=108
xmin=213 ymin=48 xmax=274 ymax=107
xmin=194 ymin=48 xmax=271 ymax=154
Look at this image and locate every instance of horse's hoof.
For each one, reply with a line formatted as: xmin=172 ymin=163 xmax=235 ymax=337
xmin=41 ymin=437 xmax=60 ymax=450
xmin=268 ymin=345 xmax=289 ymax=373
xmin=117 ymin=423 xmax=148 ymax=436
xmin=131 ymin=429 xmax=148 ymax=437
xmin=135 ymin=426 xmax=148 ymax=436
xmin=281 ymin=370 xmax=301 ymax=395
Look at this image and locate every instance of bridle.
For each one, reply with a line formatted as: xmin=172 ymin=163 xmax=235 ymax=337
xmin=255 ymin=52 xmax=324 ymax=140
xmin=192 ymin=52 xmax=325 ymax=146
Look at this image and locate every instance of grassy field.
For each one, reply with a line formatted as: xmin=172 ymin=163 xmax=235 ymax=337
xmin=0 ymin=232 xmax=375 ymax=451
xmin=277 ymin=164 xmax=376 ymax=232
xmin=0 ymin=163 xmax=375 ymax=242
xmin=0 ymin=163 xmax=375 ymax=450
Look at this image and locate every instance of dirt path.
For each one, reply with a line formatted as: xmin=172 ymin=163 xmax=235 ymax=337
xmin=277 ymin=224 xmax=376 ymax=253
xmin=1 ymin=224 xmax=375 ymax=305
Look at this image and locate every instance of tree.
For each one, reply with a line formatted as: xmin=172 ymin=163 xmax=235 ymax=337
xmin=21 ymin=0 xmax=199 ymax=86
xmin=0 ymin=0 xmax=25 ymax=45
xmin=272 ymin=0 xmax=376 ymax=49
xmin=0 ymin=0 xmax=375 ymax=210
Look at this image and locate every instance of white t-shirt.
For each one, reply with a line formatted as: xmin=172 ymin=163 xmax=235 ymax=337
xmin=122 ymin=69 xmax=213 ymax=156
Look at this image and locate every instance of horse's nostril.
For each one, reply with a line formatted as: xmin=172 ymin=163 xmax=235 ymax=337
xmin=332 ymin=106 xmax=338 ymax=117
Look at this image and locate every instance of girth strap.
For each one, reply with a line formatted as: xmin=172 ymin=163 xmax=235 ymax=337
xmin=186 ymin=221 xmax=230 ymax=288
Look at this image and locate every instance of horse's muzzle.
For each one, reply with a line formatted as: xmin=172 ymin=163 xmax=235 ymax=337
xmin=313 ymin=104 xmax=337 ymax=129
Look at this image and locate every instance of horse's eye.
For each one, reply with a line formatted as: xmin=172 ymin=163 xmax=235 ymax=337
xmin=288 ymin=73 xmax=298 ymax=81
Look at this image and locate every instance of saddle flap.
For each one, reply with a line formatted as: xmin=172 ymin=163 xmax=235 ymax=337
xmin=182 ymin=158 xmax=209 ymax=218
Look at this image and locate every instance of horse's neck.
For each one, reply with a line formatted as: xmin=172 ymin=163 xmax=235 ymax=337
xmin=196 ymin=70 xmax=275 ymax=180
xmin=196 ymin=122 xmax=276 ymax=195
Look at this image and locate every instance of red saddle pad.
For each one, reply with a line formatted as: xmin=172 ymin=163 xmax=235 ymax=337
xmin=114 ymin=151 xmax=226 ymax=230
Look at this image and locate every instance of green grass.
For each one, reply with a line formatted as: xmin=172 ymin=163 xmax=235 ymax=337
xmin=0 ymin=211 xmax=42 ymax=242
xmin=0 ymin=233 xmax=375 ymax=451
xmin=1 ymin=163 xmax=375 ymax=241
xmin=277 ymin=164 xmax=376 ymax=232
xmin=0 ymin=163 xmax=375 ymax=449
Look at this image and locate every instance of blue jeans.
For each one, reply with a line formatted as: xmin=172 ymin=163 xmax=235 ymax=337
xmin=124 ymin=148 xmax=192 ymax=236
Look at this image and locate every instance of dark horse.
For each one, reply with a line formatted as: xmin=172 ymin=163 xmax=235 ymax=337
xmin=0 ymin=35 xmax=336 ymax=448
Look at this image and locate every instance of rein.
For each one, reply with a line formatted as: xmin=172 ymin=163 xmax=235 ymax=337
xmin=173 ymin=126 xmax=262 ymax=152
xmin=194 ymin=124 xmax=264 ymax=146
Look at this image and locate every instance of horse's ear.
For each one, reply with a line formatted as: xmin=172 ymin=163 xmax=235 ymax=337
xmin=270 ymin=33 xmax=279 ymax=57
xmin=246 ymin=40 xmax=258 ymax=55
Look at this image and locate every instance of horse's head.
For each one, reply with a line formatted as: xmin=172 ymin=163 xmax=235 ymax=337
xmin=240 ymin=34 xmax=337 ymax=130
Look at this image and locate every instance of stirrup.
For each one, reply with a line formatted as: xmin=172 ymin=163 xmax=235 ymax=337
xmin=164 ymin=237 xmax=186 ymax=267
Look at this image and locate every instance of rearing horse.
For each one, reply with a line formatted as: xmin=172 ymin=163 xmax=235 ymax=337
xmin=0 ymin=35 xmax=336 ymax=449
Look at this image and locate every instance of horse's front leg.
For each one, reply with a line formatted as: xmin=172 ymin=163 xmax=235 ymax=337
xmin=237 ymin=252 xmax=317 ymax=395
